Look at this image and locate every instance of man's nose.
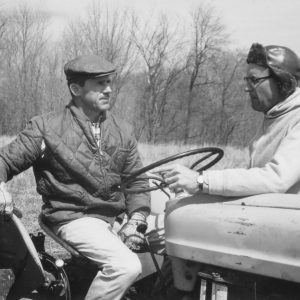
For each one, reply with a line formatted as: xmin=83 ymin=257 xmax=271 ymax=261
xmin=244 ymin=85 xmax=250 ymax=93
xmin=103 ymin=85 xmax=112 ymax=94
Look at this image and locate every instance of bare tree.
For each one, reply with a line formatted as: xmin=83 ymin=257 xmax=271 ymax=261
xmin=0 ymin=5 xmax=49 ymax=133
xmin=0 ymin=12 xmax=8 ymax=133
xmin=0 ymin=11 xmax=8 ymax=72
xmin=62 ymin=1 xmax=137 ymax=107
xmin=0 ymin=14 xmax=6 ymax=48
xmin=211 ymin=51 xmax=243 ymax=144
xmin=183 ymin=4 xmax=228 ymax=144
xmin=131 ymin=15 xmax=186 ymax=143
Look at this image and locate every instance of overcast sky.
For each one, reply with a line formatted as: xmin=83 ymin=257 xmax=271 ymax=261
xmin=2 ymin=0 xmax=300 ymax=54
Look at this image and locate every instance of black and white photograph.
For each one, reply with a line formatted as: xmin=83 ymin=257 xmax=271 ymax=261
xmin=0 ymin=0 xmax=299 ymax=299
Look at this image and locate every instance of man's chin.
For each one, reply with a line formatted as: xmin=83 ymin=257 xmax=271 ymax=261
xmin=251 ymin=102 xmax=264 ymax=113
xmin=250 ymin=97 xmax=259 ymax=110
xmin=98 ymin=103 xmax=110 ymax=111
xmin=100 ymin=107 xmax=110 ymax=113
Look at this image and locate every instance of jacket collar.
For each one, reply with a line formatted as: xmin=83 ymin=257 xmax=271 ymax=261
xmin=266 ymin=88 xmax=300 ymax=119
xmin=67 ymin=100 xmax=107 ymax=124
xmin=67 ymin=100 xmax=108 ymax=147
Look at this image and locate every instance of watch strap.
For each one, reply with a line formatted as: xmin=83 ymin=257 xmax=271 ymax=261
xmin=196 ymin=171 xmax=204 ymax=191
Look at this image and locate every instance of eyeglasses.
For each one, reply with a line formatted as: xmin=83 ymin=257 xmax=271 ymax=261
xmin=244 ymin=75 xmax=272 ymax=86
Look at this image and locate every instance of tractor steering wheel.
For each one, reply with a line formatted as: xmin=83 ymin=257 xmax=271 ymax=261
xmin=117 ymin=147 xmax=223 ymax=194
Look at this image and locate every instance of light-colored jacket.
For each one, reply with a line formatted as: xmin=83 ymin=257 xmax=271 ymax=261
xmin=204 ymin=88 xmax=300 ymax=196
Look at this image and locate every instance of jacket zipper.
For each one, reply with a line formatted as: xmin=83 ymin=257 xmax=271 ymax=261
xmin=99 ymin=124 xmax=103 ymax=156
xmin=89 ymin=120 xmax=109 ymax=195
xmin=98 ymin=123 xmax=109 ymax=195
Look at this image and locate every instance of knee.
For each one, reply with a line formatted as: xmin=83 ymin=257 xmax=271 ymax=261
xmin=119 ymin=253 xmax=142 ymax=280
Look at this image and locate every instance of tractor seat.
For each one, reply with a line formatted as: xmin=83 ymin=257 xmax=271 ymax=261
xmin=38 ymin=214 xmax=84 ymax=259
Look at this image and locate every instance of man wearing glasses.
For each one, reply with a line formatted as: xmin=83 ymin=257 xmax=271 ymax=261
xmin=156 ymin=43 xmax=300 ymax=197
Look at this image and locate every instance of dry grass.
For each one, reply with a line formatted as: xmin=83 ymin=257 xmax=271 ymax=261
xmin=2 ymin=137 xmax=249 ymax=257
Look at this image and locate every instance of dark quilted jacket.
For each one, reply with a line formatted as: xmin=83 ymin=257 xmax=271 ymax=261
xmin=0 ymin=102 xmax=150 ymax=227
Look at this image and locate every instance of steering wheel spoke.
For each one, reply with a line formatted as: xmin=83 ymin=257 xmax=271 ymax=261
xmin=119 ymin=174 xmax=168 ymax=194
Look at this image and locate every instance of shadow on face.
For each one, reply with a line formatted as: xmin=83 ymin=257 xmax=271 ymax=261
xmin=245 ymin=64 xmax=282 ymax=113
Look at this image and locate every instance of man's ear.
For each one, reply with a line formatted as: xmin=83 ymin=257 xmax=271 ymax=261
xmin=69 ymin=83 xmax=82 ymax=97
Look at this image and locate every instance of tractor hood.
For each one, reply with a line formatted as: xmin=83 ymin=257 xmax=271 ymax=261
xmin=165 ymin=193 xmax=300 ymax=283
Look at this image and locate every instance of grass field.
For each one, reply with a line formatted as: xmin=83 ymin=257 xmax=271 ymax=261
xmin=1 ymin=136 xmax=249 ymax=257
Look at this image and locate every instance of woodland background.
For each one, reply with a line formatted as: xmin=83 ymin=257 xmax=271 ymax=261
xmin=0 ymin=1 xmax=263 ymax=147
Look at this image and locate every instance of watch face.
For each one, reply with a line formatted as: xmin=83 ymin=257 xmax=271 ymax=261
xmin=197 ymin=175 xmax=204 ymax=185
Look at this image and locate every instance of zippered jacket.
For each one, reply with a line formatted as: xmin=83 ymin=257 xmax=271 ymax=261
xmin=0 ymin=101 xmax=150 ymax=226
xmin=204 ymin=88 xmax=300 ymax=196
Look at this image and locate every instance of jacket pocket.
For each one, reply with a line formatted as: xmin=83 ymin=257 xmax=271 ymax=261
xmin=109 ymin=147 xmax=130 ymax=173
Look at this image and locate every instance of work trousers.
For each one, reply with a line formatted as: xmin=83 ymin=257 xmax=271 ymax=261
xmin=56 ymin=217 xmax=142 ymax=300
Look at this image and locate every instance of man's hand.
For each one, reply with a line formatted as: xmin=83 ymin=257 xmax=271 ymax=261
xmin=154 ymin=164 xmax=200 ymax=195
xmin=0 ymin=182 xmax=13 ymax=217
xmin=118 ymin=212 xmax=148 ymax=253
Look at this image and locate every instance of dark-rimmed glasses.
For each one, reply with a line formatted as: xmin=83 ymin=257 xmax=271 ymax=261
xmin=244 ymin=75 xmax=272 ymax=86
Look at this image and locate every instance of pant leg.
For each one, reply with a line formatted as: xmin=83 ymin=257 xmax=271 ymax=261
xmin=56 ymin=217 xmax=141 ymax=300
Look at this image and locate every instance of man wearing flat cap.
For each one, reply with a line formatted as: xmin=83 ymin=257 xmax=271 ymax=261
xmin=0 ymin=55 xmax=150 ymax=299
xmin=155 ymin=43 xmax=300 ymax=197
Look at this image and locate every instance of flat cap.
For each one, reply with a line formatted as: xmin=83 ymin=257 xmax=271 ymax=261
xmin=64 ymin=55 xmax=116 ymax=82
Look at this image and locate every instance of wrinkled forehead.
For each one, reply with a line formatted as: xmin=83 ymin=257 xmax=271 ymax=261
xmin=246 ymin=63 xmax=270 ymax=76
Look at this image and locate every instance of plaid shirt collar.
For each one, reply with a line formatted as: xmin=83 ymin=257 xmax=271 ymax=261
xmin=90 ymin=113 xmax=106 ymax=149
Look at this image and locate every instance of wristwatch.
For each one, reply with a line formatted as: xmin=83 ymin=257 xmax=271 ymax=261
xmin=196 ymin=172 xmax=204 ymax=192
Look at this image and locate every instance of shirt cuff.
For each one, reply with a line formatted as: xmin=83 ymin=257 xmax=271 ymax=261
xmin=204 ymin=170 xmax=226 ymax=195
